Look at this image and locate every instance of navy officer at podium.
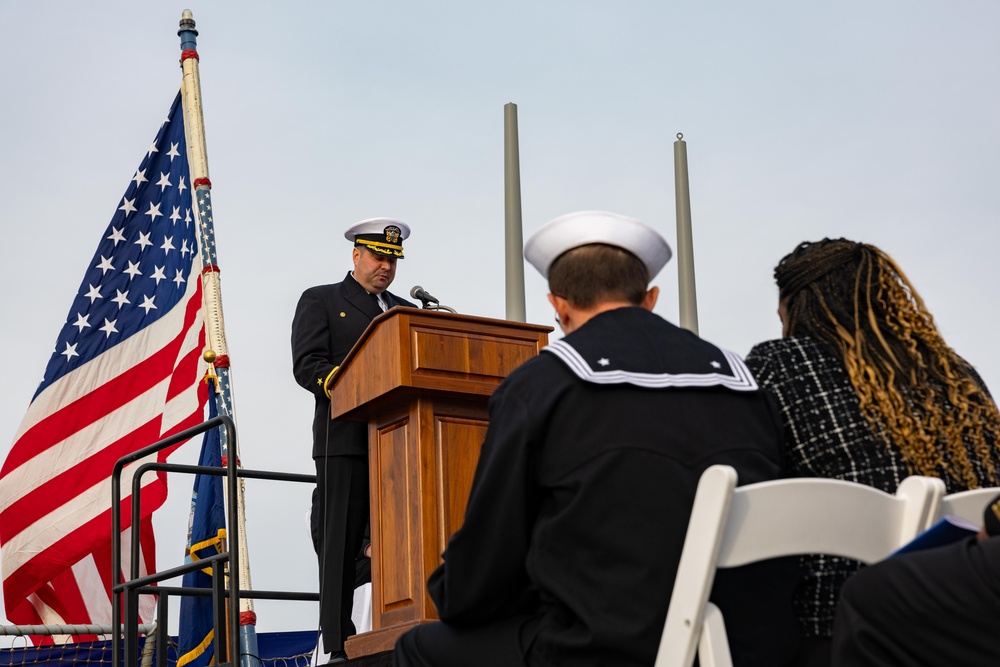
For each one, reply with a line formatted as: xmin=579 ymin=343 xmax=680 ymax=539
xmin=394 ymin=211 xmax=797 ymax=667
xmin=292 ymin=218 xmax=416 ymax=663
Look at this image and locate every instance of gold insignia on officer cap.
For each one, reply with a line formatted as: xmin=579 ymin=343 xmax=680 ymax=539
xmin=523 ymin=210 xmax=672 ymax=279
xmin=344 ymin=217 xmax=410 ymax=259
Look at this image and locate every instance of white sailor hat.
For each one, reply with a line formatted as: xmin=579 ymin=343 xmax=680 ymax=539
xmin=523 ymin=210 xmax=672 ymax=278
xmin=344 ymin=217 xmax=410 ymax=258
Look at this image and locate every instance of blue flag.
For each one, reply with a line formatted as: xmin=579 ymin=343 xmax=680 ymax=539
xmin=177 ymin=378 xmax=227 ymax=667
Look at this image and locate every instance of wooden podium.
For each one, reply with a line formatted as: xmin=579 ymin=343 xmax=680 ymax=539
xmin=328 ymin=308 xmax=551 ymax=657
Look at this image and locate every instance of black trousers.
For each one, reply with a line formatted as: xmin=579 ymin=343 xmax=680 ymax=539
xmin=831 ymin=536 xmax=1000 ymax=666
xmin=312 ymin=455 xmax=369 ymax=653
xmin=394 ymin=616 xmax=539 ymax=667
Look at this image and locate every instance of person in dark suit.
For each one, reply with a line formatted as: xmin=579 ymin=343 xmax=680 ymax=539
xmin=291 ymin=218 xmax=416 ymax=663
xmin=831 ymin=495 xmax=1000 ymax=666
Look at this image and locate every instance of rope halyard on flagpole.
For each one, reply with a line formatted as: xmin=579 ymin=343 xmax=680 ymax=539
xmin=178 ymin=10 xmax=261 ymax=667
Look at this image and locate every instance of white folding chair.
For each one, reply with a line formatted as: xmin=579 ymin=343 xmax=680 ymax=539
xmin=931 ymin=487 xmax=1000 ymax=526
xmin=653 ymin=465 xmax=945 ymax=667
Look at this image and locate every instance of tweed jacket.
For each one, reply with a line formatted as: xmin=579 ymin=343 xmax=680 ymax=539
xmin=746 ymin=336 xmax=998 ymax=637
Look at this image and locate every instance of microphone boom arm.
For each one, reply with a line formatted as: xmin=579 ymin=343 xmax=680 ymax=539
xmin=410 ymin=285 xmax=457 ymax=313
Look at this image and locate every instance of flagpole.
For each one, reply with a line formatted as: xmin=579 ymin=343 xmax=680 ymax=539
xmin=674 ymin=132 xmax=699 ymax=334
xmin=178 ymin=11 xmax=260 ymax=667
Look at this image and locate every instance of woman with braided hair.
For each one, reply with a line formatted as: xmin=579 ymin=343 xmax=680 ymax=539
xmin=745 ymin=237 xmax=1000 ymax=667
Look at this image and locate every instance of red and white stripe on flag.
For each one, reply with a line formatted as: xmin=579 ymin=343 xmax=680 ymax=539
xmin=0 ymin=92 xmax=207 ymax=639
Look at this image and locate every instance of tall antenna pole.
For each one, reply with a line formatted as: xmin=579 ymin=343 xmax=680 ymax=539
xmin=504 ymin=103 xmax=526 ymax=322
xmin=178 ymin=11 xmax=260 ymax=667
xmin=674 ymin=133 xmax=699 ymax=334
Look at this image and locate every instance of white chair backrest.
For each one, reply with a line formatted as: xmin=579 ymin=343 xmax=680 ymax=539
xmin=716 ymin=474 xmax=942 ymax=566
xmin=934 ymin=487 xmax=1000 ymax=526
xmin=654 ymin=465 xmax=945 ymax=667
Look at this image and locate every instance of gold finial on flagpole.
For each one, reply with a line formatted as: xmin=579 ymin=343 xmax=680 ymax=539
xmin=203 ymin=349 xmax=218 ymax=381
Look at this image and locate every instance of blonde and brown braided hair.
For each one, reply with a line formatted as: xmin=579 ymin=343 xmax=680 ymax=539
xmin=776 ymin=238 xmax=1000 ymax=488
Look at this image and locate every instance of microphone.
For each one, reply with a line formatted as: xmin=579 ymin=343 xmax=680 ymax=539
xmin=410 ymin=285 xmax=440 ymax=306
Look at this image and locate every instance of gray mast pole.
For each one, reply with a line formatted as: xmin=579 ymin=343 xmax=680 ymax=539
xmin=674 ymin=133 xmax=699 ymax=334
xmin=504 ymin=103 xmax=526 ymax=322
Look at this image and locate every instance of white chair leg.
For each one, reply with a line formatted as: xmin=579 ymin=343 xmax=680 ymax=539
xmin=697 ymin=602 xmax=734 ymax=667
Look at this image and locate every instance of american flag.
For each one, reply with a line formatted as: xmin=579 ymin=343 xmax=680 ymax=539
xmin=0 ymin=92 xmax=206 ymax=635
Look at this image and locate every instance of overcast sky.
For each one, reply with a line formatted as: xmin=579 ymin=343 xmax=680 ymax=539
xmin=2 ymin=1 xmax=999 ymax=635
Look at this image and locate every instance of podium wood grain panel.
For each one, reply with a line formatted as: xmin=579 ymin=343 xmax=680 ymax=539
xmin=411 ymin=327 xmax=541 ymax=380
xmin=434 ymin=415 xmax=488 ymax=554
xmin=372 ymin=418 xmax=414 ymax=615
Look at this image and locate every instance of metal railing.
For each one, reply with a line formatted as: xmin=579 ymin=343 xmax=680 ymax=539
xmin=111 ymin=416 xmax=318 ymax=667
